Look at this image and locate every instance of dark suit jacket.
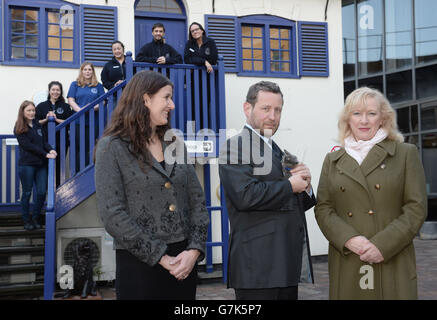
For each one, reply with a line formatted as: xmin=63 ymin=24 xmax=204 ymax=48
xmin=219 ymin=126 xmax=315 ymax=289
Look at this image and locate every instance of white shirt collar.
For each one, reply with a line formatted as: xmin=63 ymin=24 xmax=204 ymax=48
xmin=244 ymin=123 xmax=273 ymax=149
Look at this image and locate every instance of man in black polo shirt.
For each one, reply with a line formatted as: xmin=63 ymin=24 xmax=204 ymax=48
xmin=135 ymin=23 xmax=182 ymax=64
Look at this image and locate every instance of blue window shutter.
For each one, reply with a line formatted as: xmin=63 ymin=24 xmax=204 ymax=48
xmin=205 ymin=15 xmax=237 ymax=72
xmin=0 ymin=2 xmax=2 ymax=62
xmin=81 ymin=5 xmax=117 ymax=66
xmin=298 ymin=21 xmax=329 ymax=77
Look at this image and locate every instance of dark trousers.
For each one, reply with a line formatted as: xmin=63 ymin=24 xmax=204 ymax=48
xmin=235 ymin=286 xmax=298 ymax=300
xmin=115 ymin=240 xmax=197 ymax=300
xmin=18 ymin=165 xmax=48 ymax=224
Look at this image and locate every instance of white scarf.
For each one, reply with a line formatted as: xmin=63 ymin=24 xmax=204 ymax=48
xmin=344 ymin=128 xmax=388 ymax=165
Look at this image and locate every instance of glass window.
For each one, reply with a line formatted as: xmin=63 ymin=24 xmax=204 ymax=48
xmin=47 ymin=9 xmax=74 ymax=62
xmin=421 ymin=102 xmax=437 ymax=131
xmin=241 ymin=24 xmax=264 ymax=72
xmin=240 ymin=17 xmax=296 ymax=77
xmin=386 ymin=70 xmax=412 ymax=103
xmin=8 ymin=5 xmax=77 ymax=65
xmin=422 ymin=133 xmax=437 ymax=193
xmin=428 ymin=199 xmax=437 ymax=220
xmin=416 ymin=64 xmax=437 ymax=99
xmin=385 ymin=0 xmax=412 ymax=71
xmin=344 ymin=80 xmax=356 ymax=100
xmin=342 ymin=0 xmax=356 ymax=79
xmin=10 ymin=8 xmax=39 ymax=60
xmin=415 ymin=0 xmax=437 ymax=64
xmin=357 ymin=0 xmax=383 ymax=76
xmin=269 ymin=27 xmax=292 ymax=73
xmin=396 ymin=105 xmax=418 ymax=133
xmin=358 ymin=75 xmax=383 ymax=93
xmin=136 ymin=0 xmax=182 ymax=14
xmin=405 ymin=134 xmax=419 ymax=148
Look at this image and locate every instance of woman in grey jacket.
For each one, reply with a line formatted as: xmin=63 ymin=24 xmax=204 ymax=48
xmin=94 ymin=70 xmax=209 ymax=300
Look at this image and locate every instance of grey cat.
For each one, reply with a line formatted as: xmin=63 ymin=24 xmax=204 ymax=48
xmin=281 ymin=149 xmax=299 ymax=178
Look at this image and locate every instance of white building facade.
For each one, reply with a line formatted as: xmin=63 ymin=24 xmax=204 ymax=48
xmin=0 ymin=0 xmax=344 ymax=273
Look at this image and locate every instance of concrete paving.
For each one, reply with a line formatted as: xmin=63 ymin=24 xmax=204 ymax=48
xmin=98 ymin=238 xmax=437 ymax=300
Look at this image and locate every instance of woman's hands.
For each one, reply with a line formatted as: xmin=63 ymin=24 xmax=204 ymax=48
xmin=159 ymin=249 xmax=200 ymax=281
xmin=205 ymin=60 xmax=213 ymax=73
xmin=46 ymin=150 xmax=57 ymax=159
xmin=345 ymin=236 xmax=384 ymax=264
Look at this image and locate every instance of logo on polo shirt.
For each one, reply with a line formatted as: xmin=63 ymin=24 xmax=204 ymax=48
xmin=91 ymin=88 xmax=98 ymax=94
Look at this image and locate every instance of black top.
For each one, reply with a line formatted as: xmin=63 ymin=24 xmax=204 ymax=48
xmin=184 ymin=36 xmax=218 ymax=66
xmin=135 ymin=39 xmax=182 ymax=64
xmin=101 ymin=56 xmax=127 ymax=90
xmin=14 ymin=119 xmax=53 ymax=166
xmin=159 ymin=160 xmax=165 ymax=170
xmin=35 ymin=99 xmax=73 ymax=139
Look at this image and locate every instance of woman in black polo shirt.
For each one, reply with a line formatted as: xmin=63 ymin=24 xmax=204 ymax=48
xmin=36 ymin=81 xmax=73 ymax=186
xmin=14 ymin=101 xmax=57 ymax=230
xmin=101 ymin=41 xmax=126 ymax=90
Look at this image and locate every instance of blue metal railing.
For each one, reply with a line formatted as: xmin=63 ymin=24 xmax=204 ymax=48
xmin=0 ymin=135 xmax=21 ymax=211
xmin=43 ymin=52 xmax=229 ymax=299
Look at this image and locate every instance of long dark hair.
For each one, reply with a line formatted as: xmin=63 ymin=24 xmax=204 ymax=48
xmin=188 ymin=22 xmax=206 ymax=41
xmin=99 ymin=70 xmax=174 ymax=167
xmin=14 ymin=100 xmax=35 ymax=135
xmin=47 ymin=81 xmax=65 ymax=103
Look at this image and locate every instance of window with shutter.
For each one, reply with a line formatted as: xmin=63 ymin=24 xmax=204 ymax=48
xmin=0 ymin=2 xmax=3 ymax=62
xmin=3 ymin=0 xmax=80 ymax=67
xmin=298 ymin=21 xmax=329 ymax=77
xmin=81 ymin=5 xmax=117 ymax=66
xmin=205 ymin=15 xmax=238 ymax=72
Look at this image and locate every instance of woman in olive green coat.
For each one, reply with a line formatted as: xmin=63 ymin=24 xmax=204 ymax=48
xmin=315 ymin=87 xmax=427 ymax=300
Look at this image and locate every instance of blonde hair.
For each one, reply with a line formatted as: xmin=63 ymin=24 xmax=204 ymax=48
xmin=76 ymin=62 xmax=99 ymax=87
xmin=338 ymin=87 xmax=404 ymax=145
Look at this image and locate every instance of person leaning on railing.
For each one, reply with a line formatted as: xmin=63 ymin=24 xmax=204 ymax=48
xmin=35 ymin=81 xmax=73 ymax=186
xmin=183 ymin=22 xmax=218 ymax=73
xmin=67 ymin=62 xmax=105 ymax=172
xmin=101 ymin=40 xmax=127 ymax=90
xmin=14 ymin=100 xmax=57 ymax=231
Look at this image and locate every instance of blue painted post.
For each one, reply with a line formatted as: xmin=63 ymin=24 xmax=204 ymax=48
xmin=126 ymin=51 xmax=133 ymax=81
xmin=220 ymin=184 xmax=229 ymax=284
xmin=14 ymin=145 xmax=20 ymax=203
xmin=80 ymin=116 xmax=85 ymax=171
xmin=201 ymin=69 xmax=208 ymax=129
xmin=6 ymin=145 xmax=11 ymax=203
xmin=204 ymin=163 xmax=214 ymax=273
xmin=217 ymin=55 xmax=226 ymax=131
xmin=44 ymin=116 xmax=56 ymax=300
xmin=60 ymin=127 xmax=66 ymax=185
xmin=69 ymin=122 xmax=76 ymax=177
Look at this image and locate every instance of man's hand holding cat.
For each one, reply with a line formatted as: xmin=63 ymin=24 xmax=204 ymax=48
xmin=290 ymin=163 xmax=312 ymax=193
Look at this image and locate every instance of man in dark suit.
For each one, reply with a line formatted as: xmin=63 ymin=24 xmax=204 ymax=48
xmin=218 ymin=81 xmax=316 ymax=300
xmin=135 ymin=23 xmax=182 ymax=64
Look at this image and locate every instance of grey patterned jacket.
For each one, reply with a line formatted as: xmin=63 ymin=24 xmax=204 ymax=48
xmin=95 ymin=135 xmax=209 ymax=266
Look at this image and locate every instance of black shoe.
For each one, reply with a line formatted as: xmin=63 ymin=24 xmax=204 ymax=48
xmin=32 ymin=220 xmax=41 ymax=229
xmin=24 ymin=222 xmax=35 ymax=231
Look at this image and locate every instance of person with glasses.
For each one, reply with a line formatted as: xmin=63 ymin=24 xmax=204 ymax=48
xmin=184 ymin=22 xmax=218 ymax=73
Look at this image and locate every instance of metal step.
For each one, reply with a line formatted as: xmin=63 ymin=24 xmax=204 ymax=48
xmin=0 ymin=228 xmax=45 ymax=248
xmin=0 ymin=212 xmax=22 ymax=228
xmin=0 ymin=282 xmax=44 ymax=298
xmin=0 ymin=245 xmax=44 ymax=255
xmin=0 ymin=263 xmax=44 ymax=274
xmin=0 ymin=228 xmax=45 ymax=238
